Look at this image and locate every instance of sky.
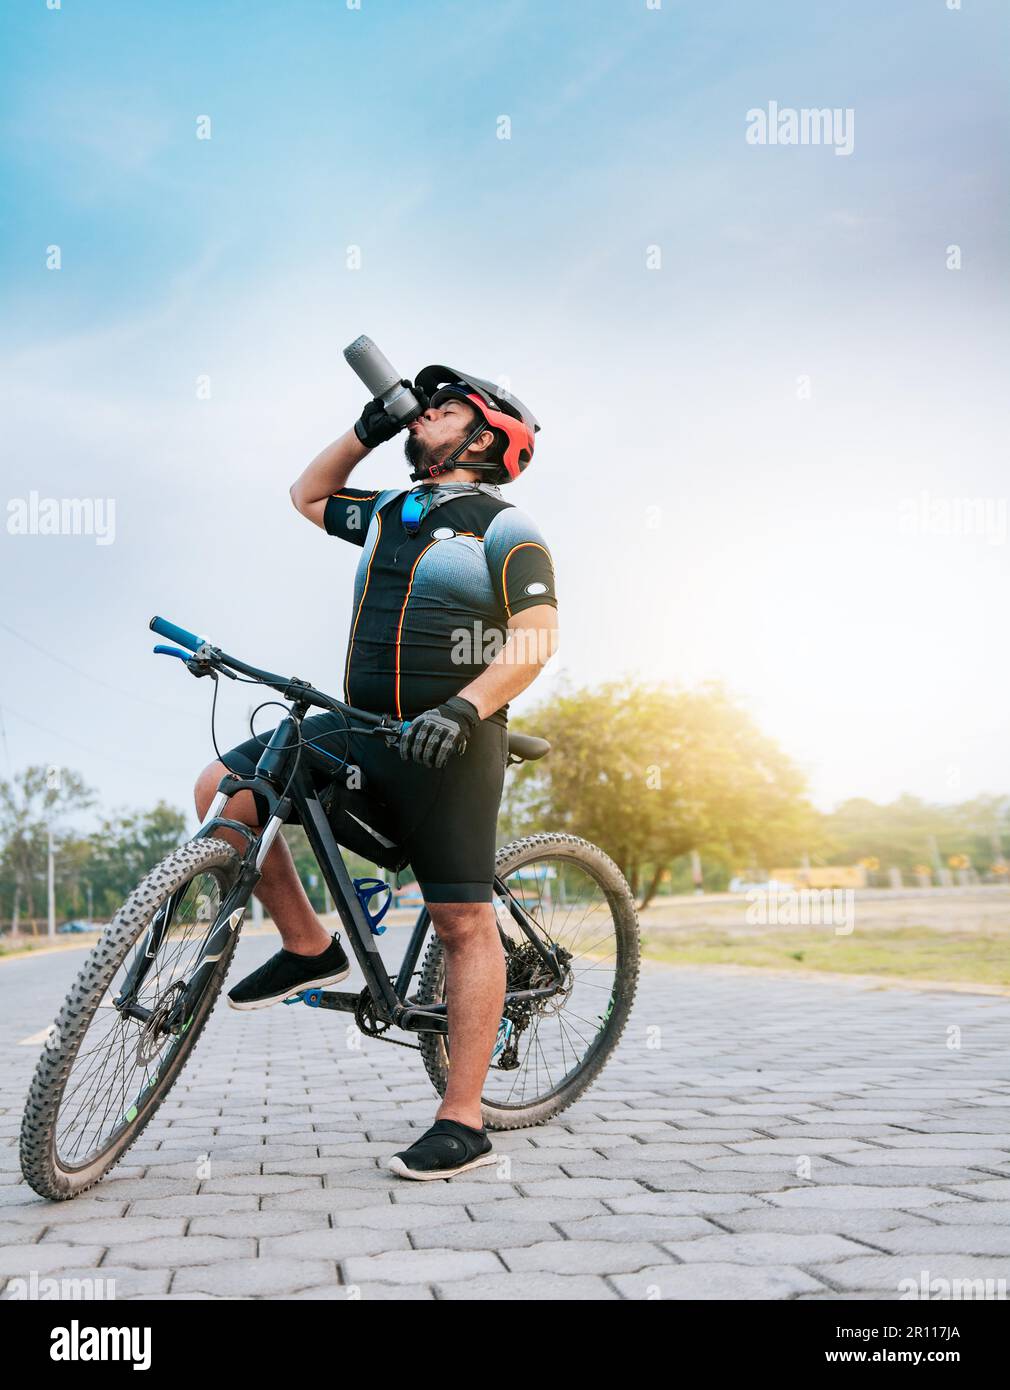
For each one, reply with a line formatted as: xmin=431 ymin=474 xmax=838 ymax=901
xmin=1 ymin=0 xmax=1007 ymax=831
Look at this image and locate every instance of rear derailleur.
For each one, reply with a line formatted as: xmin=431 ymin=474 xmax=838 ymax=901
xmin=496 ymin=940 xmax=573 ymax=1070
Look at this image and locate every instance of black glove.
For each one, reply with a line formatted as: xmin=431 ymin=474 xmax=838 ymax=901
xmin=399 ymin=696 xmax=479 ymax=769
xmin=354 ymin=382 xmax=429 ymax=450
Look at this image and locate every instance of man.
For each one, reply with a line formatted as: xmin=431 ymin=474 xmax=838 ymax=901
xmin=193 ymin=364 xmax=559 ymax=1179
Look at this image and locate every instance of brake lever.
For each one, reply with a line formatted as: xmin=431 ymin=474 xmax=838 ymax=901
xmin=188 ymin=642 xmax=238 ymax=680
xmin=380 ymin=716 xmax=408 ymax=749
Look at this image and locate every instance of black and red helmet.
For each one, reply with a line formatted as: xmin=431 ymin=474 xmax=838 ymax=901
xmin=413 ymin=364 xmax=540 ymax=484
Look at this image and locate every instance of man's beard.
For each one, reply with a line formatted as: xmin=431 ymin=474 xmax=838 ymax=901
xmin=404 ymin=432 xmax=455 ymax=475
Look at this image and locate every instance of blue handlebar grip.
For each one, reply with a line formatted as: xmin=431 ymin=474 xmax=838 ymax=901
xmin=149 ymin=616 xmax=205 ymax=653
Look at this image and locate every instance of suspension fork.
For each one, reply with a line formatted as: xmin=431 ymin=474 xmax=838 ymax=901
xmin=115 ymin=755 xmax=291 ymax=1023
xmin=114 ymin=859 xmax=263 ymax=1024
xmin=166 ymin=815 xmax=293 ymax=1025
xmin=164 ymin=716 xmax=304 ymax=1022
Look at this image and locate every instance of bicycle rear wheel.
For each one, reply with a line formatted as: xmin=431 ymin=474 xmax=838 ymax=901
xmin=417 ymin=833 xmax=639 ymax=1130
xmin=20 ymin=837 xmax=242 ymax=1199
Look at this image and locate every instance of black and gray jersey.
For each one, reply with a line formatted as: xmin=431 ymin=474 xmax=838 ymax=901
xmin=323 ymin=482 xmax=557 ymax=724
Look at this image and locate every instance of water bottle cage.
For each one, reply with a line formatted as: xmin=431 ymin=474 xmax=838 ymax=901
xmin=353 ymin=877 xmax=393 ymax=935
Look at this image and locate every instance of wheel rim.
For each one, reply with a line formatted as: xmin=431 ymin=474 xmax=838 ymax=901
xmin=479 ymin=850 xmax=626 ymax=1111
xmin=52 ymin=865 xmax=232 ymax=1173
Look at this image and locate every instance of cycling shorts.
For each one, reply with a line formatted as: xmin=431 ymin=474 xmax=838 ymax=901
xmin=219 ymin=712 xmax=509 ymax=904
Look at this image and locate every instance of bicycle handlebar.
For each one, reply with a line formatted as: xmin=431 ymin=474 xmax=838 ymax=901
xmin=150 ymin=616 xmax=206 ymax=652
xmin=148 ymin=615 xmax=402 ymax=734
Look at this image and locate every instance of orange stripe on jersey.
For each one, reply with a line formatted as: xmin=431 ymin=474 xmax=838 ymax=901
xmin=394 ymin=540 xmax=439 ymax=718
xmin=343 ymin=509 xmax=383 ymax=701
xmin=500 ymin=542 xmax=552 ymax=618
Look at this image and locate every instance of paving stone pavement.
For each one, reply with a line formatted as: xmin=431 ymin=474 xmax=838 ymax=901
xmin=2 ymin=935 xmax=1009 ymax=1300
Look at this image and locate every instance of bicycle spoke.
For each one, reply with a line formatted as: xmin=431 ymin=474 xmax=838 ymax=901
xmin=473 ymin=849 xmax=628 ymax=1111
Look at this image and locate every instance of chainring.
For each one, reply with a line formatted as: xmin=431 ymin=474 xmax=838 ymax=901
xmin=354 ymin=988 xmax=421 ymax=1051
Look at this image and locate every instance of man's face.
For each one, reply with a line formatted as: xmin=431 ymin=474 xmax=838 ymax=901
xmin=404 ymin=395 xmax=486 ymax=474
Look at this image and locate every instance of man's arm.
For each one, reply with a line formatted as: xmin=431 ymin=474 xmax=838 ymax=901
xmin=455 ymin=605 xmax=560 ymax=720
xmin=289 ymin=428 xmax=371 ymax=529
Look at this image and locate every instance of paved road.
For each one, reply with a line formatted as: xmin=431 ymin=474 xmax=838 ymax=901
xmin=2 ymin=932 xmax=1009 ymax=1300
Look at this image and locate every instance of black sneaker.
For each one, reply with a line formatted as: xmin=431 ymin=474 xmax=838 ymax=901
xmin=227 ymin=933 xmax=350 ymax=1010
xmin=387 ymin=1119 xmax=496 ymax=1181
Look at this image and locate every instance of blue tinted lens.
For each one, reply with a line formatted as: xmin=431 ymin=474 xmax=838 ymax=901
xmin=401 ymin=490 xmax=426 ymax=534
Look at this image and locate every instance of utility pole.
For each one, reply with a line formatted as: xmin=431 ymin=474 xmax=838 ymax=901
xmin=47 ymin=827 xmax=56 ymax=939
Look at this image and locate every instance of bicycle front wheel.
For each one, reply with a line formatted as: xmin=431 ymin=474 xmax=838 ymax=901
xmin=20 ymin=837 xmax=242 ymax=1200
xmin=417 ymin=833 xmax=640 ymax=1130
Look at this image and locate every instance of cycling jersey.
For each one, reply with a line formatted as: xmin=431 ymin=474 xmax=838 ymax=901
xmin=323 ymin=482 xmax=557 ymax=725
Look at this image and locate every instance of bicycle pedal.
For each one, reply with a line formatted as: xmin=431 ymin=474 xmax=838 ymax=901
xmin=284 ymin=988 xmax=323 ymax=1008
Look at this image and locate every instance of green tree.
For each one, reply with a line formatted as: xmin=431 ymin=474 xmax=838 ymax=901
xmin=504 ymin=680 xmax=819 ymax=908
xmin=0 ymin=765 xmax=95 ymax=933
xmin=823 ymin=793 xmax=1010 ymax=877
xmin=85 ymin=802 xmax=188 ymax=916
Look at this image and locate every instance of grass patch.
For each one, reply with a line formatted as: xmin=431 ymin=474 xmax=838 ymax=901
xmin=640 ymin=926 xmax=1010 ymax=989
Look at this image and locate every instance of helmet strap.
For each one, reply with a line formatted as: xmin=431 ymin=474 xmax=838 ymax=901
xmin=415 ymin=420 xmax=490 ymax=481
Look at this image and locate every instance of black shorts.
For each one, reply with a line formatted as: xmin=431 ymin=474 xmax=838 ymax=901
xmin=219 ymin=713 xmax=509 ymax=904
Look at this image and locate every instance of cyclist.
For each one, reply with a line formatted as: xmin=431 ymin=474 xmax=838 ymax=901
xmin=193 ymin=366 xmax=559 ymax=1179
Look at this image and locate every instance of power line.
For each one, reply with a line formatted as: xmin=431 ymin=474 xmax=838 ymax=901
xmin=0 ymin=702 xmax=188 ymax=778
xmin=0 ymin=619 xmax=203 ymax=722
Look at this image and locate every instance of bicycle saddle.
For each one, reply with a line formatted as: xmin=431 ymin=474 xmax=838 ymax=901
xmin=507 ymin=733 xmax=551 ymax=762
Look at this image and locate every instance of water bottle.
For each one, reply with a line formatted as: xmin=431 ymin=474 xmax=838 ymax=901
xmin=343 ymin=335 xmax=424 ymax=425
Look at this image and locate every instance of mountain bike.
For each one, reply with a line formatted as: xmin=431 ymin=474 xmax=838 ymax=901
xmin=20 ymin=616 xmax=640 ymax=1200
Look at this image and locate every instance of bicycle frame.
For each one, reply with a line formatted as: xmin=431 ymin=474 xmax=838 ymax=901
xmin=116 ymin=695 xmax=565 ymax=1042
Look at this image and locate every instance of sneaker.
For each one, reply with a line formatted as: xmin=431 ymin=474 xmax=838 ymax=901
xmin=227 ymin=933 xmax=350 ymax=1010
xmin=387 ymin=1119 xmax=496 ymax=1181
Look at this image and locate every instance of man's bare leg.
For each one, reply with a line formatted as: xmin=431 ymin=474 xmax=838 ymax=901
xmin=426 ymin=901 xmax=505 ymax=1130
xmin=194 ymin=760 xmax=331 ymax=956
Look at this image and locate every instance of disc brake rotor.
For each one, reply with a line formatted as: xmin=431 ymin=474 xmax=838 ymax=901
xmin=134 ymin=981 xmax=186 ymax=1066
